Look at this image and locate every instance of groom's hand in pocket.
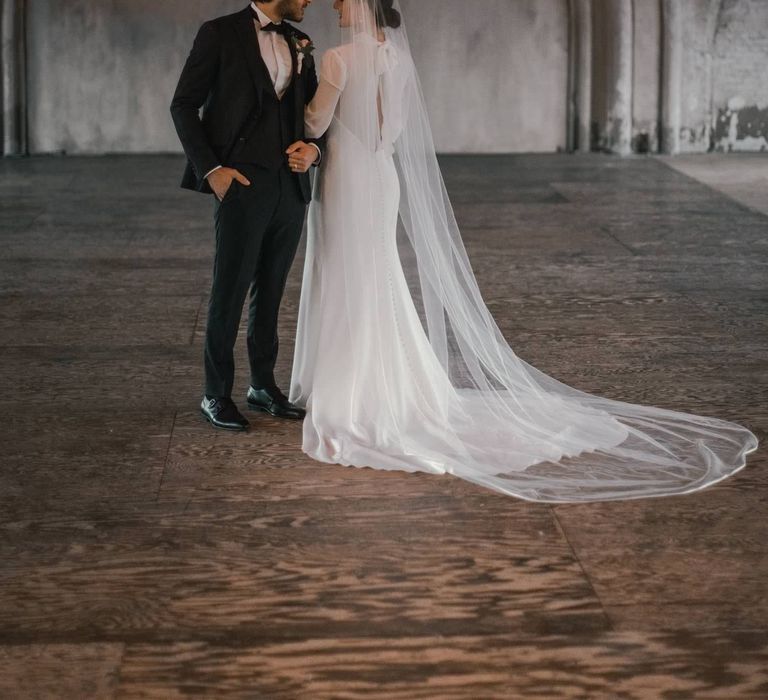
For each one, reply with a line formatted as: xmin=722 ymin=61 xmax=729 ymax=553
xmin=208 ymin=167 xmax=251 ymax=202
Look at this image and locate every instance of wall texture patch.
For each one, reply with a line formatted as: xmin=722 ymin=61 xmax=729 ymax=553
xmin=24 ymin=0 xmax=568 ymax=155
xmin=6 ymin=0 xmax=768 ymax=156
xmin=713 ymin=101 xmax=768 ymax=152
xmin=710 ymin=0 xmax=768 ymax=152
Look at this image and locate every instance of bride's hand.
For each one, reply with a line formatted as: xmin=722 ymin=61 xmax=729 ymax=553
xmin=287 ymin=141 xmax=320 ymax=173
xmin=207 ymin=167 xmax=251 ymax=201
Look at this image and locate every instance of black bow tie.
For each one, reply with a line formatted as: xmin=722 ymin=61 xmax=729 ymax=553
xmin=262 ymin=22 xmax=289 ymax=35
xmin=258 ymin=18 xmax=291 ymax=37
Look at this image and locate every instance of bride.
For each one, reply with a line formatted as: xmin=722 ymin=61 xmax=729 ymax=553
xmin=289 ymin=0 xmax=758 ymax=502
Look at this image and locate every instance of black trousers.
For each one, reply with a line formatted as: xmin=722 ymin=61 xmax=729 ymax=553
xmin=204 ymin=163 xmax=306 ymax=398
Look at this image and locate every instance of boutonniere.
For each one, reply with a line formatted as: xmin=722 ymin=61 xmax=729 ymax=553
xmin=290 ymin=35 xmax=315 ymax=75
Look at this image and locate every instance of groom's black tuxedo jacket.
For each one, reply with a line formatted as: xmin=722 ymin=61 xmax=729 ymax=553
xmin=170 ymin=6 xmax=324 ymax=202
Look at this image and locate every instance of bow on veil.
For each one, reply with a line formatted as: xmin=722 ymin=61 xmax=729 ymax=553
xmin=375 ymin=41 xmax=399 ymax=75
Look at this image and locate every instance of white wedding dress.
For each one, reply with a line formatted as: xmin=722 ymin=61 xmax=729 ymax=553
xmin=289 ymin=0 xmax=758 ymax=503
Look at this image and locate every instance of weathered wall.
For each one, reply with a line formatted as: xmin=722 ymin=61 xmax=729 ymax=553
xmin=656 ymin=0 xmax=768 ymax=153
xmin=27 ymin=0 xmax=244 ymax=154
xmin=590 ymin=0 xmax=634 ymax=154
xmin=1 ymin=0 xmax=27 ymax=155
xmin=25 ymin=0 xmax=569 ymax=155
xmin=397 ymin=0 xmax=568 ymax=153
xmin=10 ymin=0 xmax=768 ymax=156
xmin=590 ymin=0 xmax=768 ymax=154
xmin=631 ymin=0 xmax=661 ymax=153
xmin=711 ymin=0 xmax=768 ymax=151
xmin=676 ymin=0 xmax=722 ymax=153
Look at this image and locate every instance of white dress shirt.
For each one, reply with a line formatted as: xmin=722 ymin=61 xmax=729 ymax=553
xmin=205 ymin=2 xmax=319 ymax=180
xmin=252 ymin=3 xmax=294 ymax=100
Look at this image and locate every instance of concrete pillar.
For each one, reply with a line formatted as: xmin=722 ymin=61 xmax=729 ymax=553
xmin=1 ymin=0 xmax=26 ymax=156
xmin=567 ymin=0 xmax=593 ymax=152
xmin=660 ymin=0 xmax=682 ymax=154
xmin=605 ymin=0 xmax=634 ymax=155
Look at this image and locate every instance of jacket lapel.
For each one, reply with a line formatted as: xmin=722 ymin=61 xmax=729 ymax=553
xmin=232 ymin=9 xmax=305 ymax=135
xmin=233 ymin=7 xmax=277 ymax=100
xmin=285 ymin=27 xmax=299 ymax=83
xmin=282 ymin=23 xmax=305 ymax=133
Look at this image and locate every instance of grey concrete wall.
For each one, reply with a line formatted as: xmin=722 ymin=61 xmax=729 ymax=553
xmin=592 ymin=0 xmax=768 ymax=154
xmin=711 ymin=0 xmax=768 ymax=151
xmin=590 ymin=0 xmax=634 ymax=154
xmin=395 ymin=0 xmax=569 ymax=153
xmin=569 ymin=0 xmax=593 ymax=153
xmin=27 ymin=0 xmax=244 ymax=154
xmin=677 ymin=0 xmax=722 ymax=153
xmin=671 ymin=0 xmax=768 ymax=153
xmin=632 ymin=0 xmax=661 ymax=152
xmin=26 ymin=0 xmax=570 ymax=155
xmin=1 ymin=0 xmax=27 ymax=155
xmin=18 ymin=0 xmax=768 ymax=156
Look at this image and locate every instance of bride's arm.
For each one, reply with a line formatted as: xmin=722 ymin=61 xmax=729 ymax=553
xmin=305 ymin=81 xmax=342 ymax=138
xmin=305 ymin=49 xmax=348 ymax=138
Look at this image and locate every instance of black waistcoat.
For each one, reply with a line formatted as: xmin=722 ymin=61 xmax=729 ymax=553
xmin=230 ymin=79 xmax=297 ymax=171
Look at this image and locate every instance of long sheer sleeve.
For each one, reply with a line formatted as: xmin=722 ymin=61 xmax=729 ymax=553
xmin=305 ymin=49 xmax=348 ymax=138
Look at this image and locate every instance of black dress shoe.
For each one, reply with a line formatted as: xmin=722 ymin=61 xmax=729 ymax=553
xmin=200 ymin=396 xmax=250 ymax=431
xmin=246 ymin=386 xmax=306 ymax=420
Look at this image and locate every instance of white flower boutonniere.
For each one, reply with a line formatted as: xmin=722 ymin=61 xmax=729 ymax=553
xmin=291 ymin=36 xmax=315 ymax=75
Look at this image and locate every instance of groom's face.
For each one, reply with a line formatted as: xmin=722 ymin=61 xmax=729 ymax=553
xmin=278 ymin=0 xmax=311 ymax=22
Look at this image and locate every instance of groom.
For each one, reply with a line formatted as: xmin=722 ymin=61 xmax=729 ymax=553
xmin=171 ymin=0 xmax=324 ymax=431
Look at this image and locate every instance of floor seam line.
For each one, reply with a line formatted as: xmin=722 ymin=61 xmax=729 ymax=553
xmin=189 ymin=292 xmax=205 ymax=345
xmin=551 ymin=506 xmax=614 ymax=632
xmin=155 ymin=411 xmax=178 ymax=502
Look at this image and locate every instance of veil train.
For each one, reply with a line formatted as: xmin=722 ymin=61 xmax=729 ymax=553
xmin=290 ymin=0 xmax=758 ymax=503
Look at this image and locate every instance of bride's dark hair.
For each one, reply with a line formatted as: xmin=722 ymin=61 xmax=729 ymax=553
xmin=371 ymin=0 xmax=401 ymax=29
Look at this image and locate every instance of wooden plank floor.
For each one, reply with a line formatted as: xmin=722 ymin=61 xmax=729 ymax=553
xmin=1 ymin=154 xmax=766 ymax=699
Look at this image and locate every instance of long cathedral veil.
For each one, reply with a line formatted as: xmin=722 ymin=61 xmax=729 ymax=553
xmin=293 ymin=0 xmax=758 ymax=502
